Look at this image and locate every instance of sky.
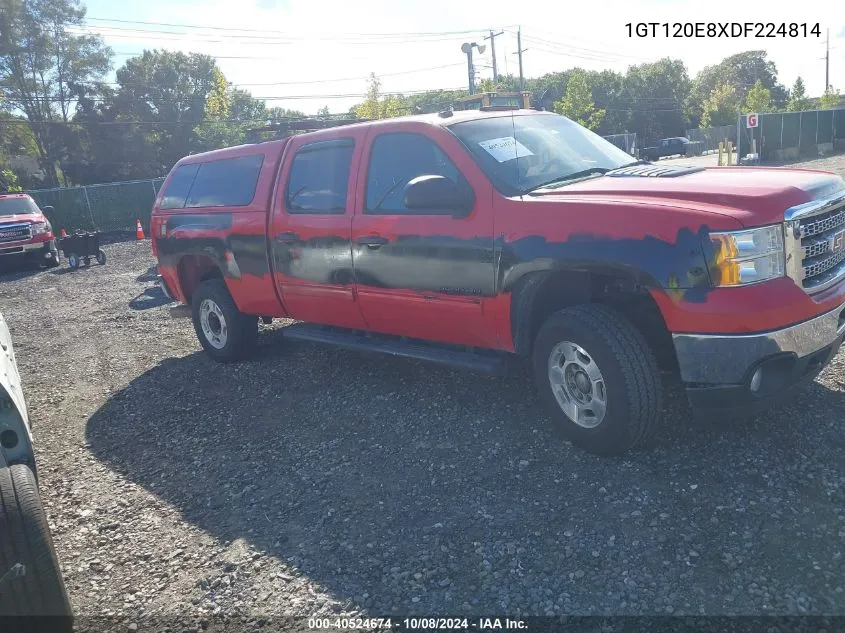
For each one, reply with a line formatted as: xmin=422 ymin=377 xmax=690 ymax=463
xmin=79 ymin=0 xmax=844 ymax=117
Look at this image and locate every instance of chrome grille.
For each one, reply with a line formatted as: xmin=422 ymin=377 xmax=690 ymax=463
xmin=785 ymin=191 xmax=845 ymax=293
xmin=800 ymin=207 xmax=845 ymax=237
xmin=0 ymin=223 xmax=31 ymax=244
xmin=803 ymin=248 xmax=845 ymax=278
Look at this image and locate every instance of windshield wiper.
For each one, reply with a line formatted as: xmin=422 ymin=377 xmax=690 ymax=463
xmin=525 ymin=167 xmax=609 ymax=193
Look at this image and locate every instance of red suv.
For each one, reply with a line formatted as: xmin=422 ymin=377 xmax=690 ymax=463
xmin=0 ymin=194 xmax=59 ymax=269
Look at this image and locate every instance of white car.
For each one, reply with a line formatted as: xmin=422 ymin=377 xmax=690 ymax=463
xmin=0 ymin=311 xmax=72 ymax=626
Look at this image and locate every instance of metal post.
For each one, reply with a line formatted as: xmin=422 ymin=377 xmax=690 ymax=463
xmin=485 ymin=30 xmax=504 ymax=84
xmin=466 ymin=49 xmax=474 ymax=95
xmin=736 ymin=112 xmax=741 ymax=163
xmin=798 ymin=113 xmax=802 ymax=156
xmin=780 ymin=113 xmax=784 ymax=150
xmin=517 ymin=27 xmax=524 ymax=93
xmin=826 ymin=28 xmax=830 ymax=91
xmin=150 ymin=179 xmax=158 ymax=198
xmin=82 ymin=186 xmax=96 ymax=231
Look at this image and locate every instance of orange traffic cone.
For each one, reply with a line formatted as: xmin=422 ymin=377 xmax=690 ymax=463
xmin=60 ymin=228 xmax=68 ymax=238
xmin=136 ymin=219 xmax=145 ymax=240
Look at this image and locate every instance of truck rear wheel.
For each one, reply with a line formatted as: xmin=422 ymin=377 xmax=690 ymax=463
xmin=0 ymin=464 xmax=73 ymax=629
xmin=191 ymin=279 xmax=258 ymax=363
xmin=532 ymin=305 xmax=661 ymax=456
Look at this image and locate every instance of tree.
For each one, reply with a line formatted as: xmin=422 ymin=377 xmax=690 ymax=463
xmin=552 ymin=71 xmax=605 ymax=130
xmin=316 ymin=105 xmax=330 ymax=118
xmin=620 ymin=59 xmax=690 ymax=141
xmin=687 ymin=51 xmax=786 ymax=126
xmin=819 ymin=86 xmax=841 ymax=109
xmin=0 ymin=168 xmax=22 ymax=191
xmin=700 ymin=83 xmax=739 ymax=127
xmin=744 ymin=79 xmax=773 ymax=113
xmin=0 ymin=0 xmax=112 ymax=185
xmin=404 ymin=89 xmax=467 ymax=114
xmin=353 ymin=73 xmax=405 ymax=120
xmin=787 ymin=77 xmax=811 ymax=112
xmin=111 ymin=50 xmax=228 ymax=173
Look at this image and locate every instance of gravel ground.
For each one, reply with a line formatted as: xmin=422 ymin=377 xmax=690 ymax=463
xmin=2 ymin=155 xmax=845 ymax=632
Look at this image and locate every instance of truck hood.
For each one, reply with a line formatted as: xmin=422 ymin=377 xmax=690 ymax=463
xmin=0 ymin=213 xmax=42 ymax=224
xmin=534 ymin=166 xmax=845 ymax=227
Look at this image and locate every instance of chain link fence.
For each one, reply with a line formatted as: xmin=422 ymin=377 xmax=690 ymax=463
xmin=25 ymin=178 xmax=165 ymax=234
xmin=602 ymin=132 xmax=637 ymax=155
xmin=684 ymin=125 xmax=736 ymax=155
xmin=737 ymin=108 xmax=845 ymax=161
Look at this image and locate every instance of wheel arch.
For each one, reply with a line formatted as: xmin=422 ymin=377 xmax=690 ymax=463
xmin=177 ymin=254 xmax=224 ymax=304
xmin=510 ymin=265 xmax=677 ymax=371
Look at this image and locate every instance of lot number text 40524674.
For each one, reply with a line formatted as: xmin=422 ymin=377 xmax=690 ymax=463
xmin=625 ymin=22 xmax=821 ymax=38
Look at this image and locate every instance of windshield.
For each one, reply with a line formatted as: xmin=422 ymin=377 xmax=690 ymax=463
xmin=449 ymin=113 xmax=635 ymax=196
xmin=0 ymin=196 xmax=39 ymax=217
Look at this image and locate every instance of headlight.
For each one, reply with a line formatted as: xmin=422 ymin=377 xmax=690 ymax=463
xmin=709 ymin=225 xmax=784 ymax=286
xmin=30 ymin=221 xmax=50 ymax=236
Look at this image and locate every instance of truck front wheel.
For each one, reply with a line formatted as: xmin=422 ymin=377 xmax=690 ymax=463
xmin=191 ymin=279 xmax=258 ymax=362
xmin=532 ymin=305 xmax=661 ymax=456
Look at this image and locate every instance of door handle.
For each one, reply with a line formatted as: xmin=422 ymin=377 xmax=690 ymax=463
xmin=275 ymin=232 xmax=299 ymax=244
xmin=357 ymin=236 xmax=388 ymax=249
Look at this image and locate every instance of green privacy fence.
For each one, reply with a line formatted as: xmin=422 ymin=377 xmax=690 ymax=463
xmin=737 ymin=107 xmax=845 ymax=161
xmin=25 ymin=178 xmax=165 ymax=233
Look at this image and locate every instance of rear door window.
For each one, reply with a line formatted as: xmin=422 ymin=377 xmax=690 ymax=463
xmin=160 ymin=164 xmax=199 ymax=210
xmin=185 ymin=154 xmax=265 ymax=208
xmin=286 ymin=140 xmax=354 ymax=214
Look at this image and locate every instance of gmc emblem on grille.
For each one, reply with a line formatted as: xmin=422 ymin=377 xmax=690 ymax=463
xmin=834 ymin=230 xmax=845 ymax=254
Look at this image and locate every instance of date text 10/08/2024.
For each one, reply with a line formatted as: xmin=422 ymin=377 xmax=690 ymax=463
xmin=625 ymin=22 xmax=821 ymax=38
xmin=307 ymin=618 xmax=528 ymax=630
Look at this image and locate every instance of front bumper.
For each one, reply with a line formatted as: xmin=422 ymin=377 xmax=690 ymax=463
xmin=673 ymin=301 xmax=845 ymax=410
xmin=0 ymin=238 xmax=58 ymax=261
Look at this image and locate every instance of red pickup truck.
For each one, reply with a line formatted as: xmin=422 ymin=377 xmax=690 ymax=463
xmin=151 ymin=109 xmax=845 ymax=455
xmin=0 ymin=193 xmax=60 ymax=269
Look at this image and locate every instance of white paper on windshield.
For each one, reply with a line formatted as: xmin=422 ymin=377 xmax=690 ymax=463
xmin=478 ymin=137 xmax=534 ymax=163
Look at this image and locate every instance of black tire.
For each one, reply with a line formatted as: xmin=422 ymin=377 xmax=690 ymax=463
xmin=0 ymin=464 xmax=73 ymax=630
xmin=96 ymin=249 xmax=106 ymax=266
xmin=532 ymin=304 xmax=661 ymax=456
xmin=67 ymin=254 xmax=79 ymax=270
xmin=44 ymin=255 xmax=59 ymax=269
xmin=191 ymin=278 xmax=258 ymax=362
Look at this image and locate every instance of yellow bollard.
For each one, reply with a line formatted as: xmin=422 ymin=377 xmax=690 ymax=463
xmin=718 ymin=142 xmax=724 ymax=166
xmin=726 ymin=141 xmax=733 ymax=166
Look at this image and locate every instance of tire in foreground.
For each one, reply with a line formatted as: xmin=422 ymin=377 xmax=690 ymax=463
xmin=0 ymin=464 xmax=73 ymax=632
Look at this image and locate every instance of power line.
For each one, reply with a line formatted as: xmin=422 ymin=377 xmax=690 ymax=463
xmin=99 ymin=62 xmax=466 ymax=87
xmin=84 ymin=16 xmax=498 ymax=39
xmin=70 ymin=25 xmax=483 ymax=46
xmin=520 ymin=39 xmax=638 ymax=64
xmin=520 ymin=25 xmax=651 ymax=59
xmin=5 ymin=87 xmax=468 ymax=105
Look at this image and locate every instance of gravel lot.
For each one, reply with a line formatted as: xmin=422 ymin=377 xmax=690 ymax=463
xmin=2 ymin=155 xmax=845 ymax=632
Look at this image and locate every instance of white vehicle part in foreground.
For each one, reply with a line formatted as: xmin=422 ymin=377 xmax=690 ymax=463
xmin=0 ymin=311 xmax=34 ymax=468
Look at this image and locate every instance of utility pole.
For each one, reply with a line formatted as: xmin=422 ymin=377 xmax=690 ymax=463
xmin=514 ymin=27 xmax=526 ymax=93
xmin=825 ymin=28 xmax=830 ymax=91
xmin=484 ymin=29 xmax=504 ymax=83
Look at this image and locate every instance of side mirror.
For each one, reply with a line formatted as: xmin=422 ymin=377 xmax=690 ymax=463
xmin=41 ymin=205 xmax=54 ymax=213
xmin=403 ymin=175 xmax=474 ymax=216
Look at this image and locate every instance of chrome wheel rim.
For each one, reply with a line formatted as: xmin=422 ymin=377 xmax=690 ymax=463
xmin=548 ymin=340 xmax=607 ymax=428
xmin=199 ymin=299 xmax=228 ymax=349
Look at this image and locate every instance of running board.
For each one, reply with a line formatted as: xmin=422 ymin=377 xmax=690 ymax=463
xmin=282 ymin=324 xmax=508 ymax=376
